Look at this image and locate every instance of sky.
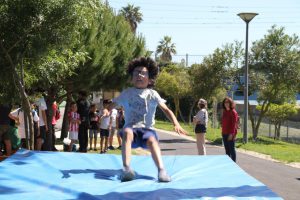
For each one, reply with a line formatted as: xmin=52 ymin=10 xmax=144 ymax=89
xmin=107 ymin=0 xmax=300 ymax=65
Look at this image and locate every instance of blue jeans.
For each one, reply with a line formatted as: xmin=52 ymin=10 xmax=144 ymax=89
xmin=222 ymin=134 xmax=236 ymax=162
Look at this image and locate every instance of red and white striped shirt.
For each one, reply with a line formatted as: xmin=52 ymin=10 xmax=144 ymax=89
xmin=68 ymin=111 xmax=80 ymax=132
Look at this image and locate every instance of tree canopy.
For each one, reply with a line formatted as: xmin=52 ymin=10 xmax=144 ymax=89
xmin=156 ymin=36 xmax=177 ymax=63
xmin=0 ymin=0 xmax=146 ymax=148
xmin=119 ymin=4 xmax=143 ymax=34
xmin=248 ymin=26 xmax=300 ymax=139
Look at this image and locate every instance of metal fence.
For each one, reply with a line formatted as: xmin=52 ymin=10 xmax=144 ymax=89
xmin=211 ymin=110 xmax=300 ymax=143
xmin=239 ymin=116 xmax=300 ymax=143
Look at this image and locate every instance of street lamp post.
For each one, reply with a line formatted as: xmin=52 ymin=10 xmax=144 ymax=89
xmin=237 ymin=12 xmax=258 ymax=143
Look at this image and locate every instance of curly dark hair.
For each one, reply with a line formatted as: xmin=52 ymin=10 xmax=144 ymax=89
xmin=222 ymin=97 xmax=235 ymax=110
xmin=127 ymin=57 xmax=159 ymax=80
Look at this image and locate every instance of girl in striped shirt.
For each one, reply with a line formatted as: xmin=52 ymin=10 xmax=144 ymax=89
xmin=68 ymin=102 xmax=81 ymax=152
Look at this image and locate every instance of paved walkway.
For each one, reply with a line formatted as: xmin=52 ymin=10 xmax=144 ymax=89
xmin=155 ymin=129 xmax=300 ymax=200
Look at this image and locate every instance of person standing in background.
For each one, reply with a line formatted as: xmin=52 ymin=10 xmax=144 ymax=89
xmin=221 ymin=97 xmax=239 ymax=162
xmin=76 ymin=91 xmax=90 ymax=153
xmin=99 ymin=100 xmax=111 ymax=154
xmin=115 ymin=107 xmax=125 ymax=150
xmin=68 ymin=102 xmax=81 ymax=152
xmin=193 ymin=98 xmax=208 ymax=155
xmin=88 ymin=104 xmax=99 ymax=151
xmin=107 ymin=107 xmax=119 ymax=150
xmin=51 ymin=101 xmax=60 ymax=151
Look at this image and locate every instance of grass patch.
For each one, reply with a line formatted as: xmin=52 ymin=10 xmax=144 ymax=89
xmin=155 ymin=120 xmax=300 ymax=163
xmin=236 ymin=137 xmax=300 ymax=163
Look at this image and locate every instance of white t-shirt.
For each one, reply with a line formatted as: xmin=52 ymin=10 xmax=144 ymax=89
xmin=113 ymin=87 xmax=166 ymax=129
xmin=11 ymin=108 xmax=39 ymax=139
xmin=37 ymin=97 xmax=47 ymax=126
xmin=99 ymin=109 xmax=110 ymax=129
xmin=194 ymin=108 xmax=208 ymax=126
xmin=110 ymin=108 xmax=118 ymax=128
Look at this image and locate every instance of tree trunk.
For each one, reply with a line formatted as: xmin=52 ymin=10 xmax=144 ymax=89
xmin=212 ymin=99 xmax=218 ymax=128
xmin=178 ymin=107 xmax=186 ymax=124
xmin=174 ymin=97 xmax=179 ymax=118
xmin=248 ymin=103 xmax=257 ymax=139
xmin=275 ymin=122 xmax=281 ymax=139
xmin=249 ymin=100 xmax=270 ymax=140
xmin=278 ymin=123 xmax=281 ymax=139
xmin=23 ymin=103 xmax=29 ymax=149
xmin=60 ymin=90 xmax=72 ymax=140
xmin=43 ymin=88 xmax=56 ymax=151
xmin=21 ymin=99 xmax=33 ymax=149
xmin=274 ymin=123 xmax=278 ymax=139
xmin=188 ymin=100 xmax=197 ymax=125
xmin=0 ymin=42 xmax=34 ymax=149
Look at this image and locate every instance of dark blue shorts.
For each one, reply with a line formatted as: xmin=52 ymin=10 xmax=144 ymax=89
xmin=195 ymin=124 xmax=207 ymax=134
xmin=100 ymin=129 xmax=109 ymax=137
xmin=119 ymin=128 xmax=159 ymax=149
xmin=38 ymin=125 xmax=47 ymax=140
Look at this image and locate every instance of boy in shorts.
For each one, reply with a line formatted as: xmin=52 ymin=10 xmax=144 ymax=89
xmin=68 ymin=102 xmax=81 ymax=152
xmin=88 ymin=104 xmax=99 ymax=151
xmin=110 ymin=57 xmax=187 ymax=182
xmin=99 ymin=100 xmax=111 ymax=153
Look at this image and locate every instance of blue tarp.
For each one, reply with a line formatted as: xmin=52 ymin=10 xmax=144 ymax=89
xmin=0 ymin=150 xmax=282 ymax=200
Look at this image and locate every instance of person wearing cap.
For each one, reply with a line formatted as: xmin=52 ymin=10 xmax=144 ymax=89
xmin=193 ymin=98 xmax=208 ymax=155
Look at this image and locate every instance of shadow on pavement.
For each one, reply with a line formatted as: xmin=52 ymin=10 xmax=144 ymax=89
xmin=159 ymin=139 xmax=195 ymax=144
xmin=161 ymin=148 xmax=177 ymax=151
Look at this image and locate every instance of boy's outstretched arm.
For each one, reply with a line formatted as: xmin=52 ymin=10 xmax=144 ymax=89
xmin=159 ymin=102 xmax=187 ymax=135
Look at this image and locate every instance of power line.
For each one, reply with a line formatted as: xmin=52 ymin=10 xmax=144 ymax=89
xmin=142 ymin=16 xmax=300 ymax=20
xmin=108 ymin=0 xmax=300 ymax=10
xmin=173 ymin=54 xmax=207 ymax=57
xmin=118 ymin=8 xmax=300 ymax=14
xmin=139 ymin=26 xmax=300 ymax=30
xmin=142 ymin=22 xmax=299 ymax=25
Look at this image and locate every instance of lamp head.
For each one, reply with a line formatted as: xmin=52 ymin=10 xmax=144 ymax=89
xmin=237 ymin=13 xmax=258 ymax=23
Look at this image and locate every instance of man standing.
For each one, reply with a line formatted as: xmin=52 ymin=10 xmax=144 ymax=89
xmin=76 ymin=91 xmax=90 ymax=152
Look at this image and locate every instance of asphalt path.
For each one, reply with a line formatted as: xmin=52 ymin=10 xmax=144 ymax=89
xmin=156 ymin=129 xmax=300 ymax=200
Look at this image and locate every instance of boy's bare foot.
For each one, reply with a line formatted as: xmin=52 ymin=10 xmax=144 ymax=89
xmin=158 ymin=169 xmax=171 ymax=182
xmin=120 ymin=168 xmax=135 ymax=182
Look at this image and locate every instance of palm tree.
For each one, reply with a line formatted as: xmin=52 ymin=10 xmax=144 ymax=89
xmin=156 ymin=36 xmax=177 ymax=63
xmin=119 ymin=4 xmax=143 ymax=34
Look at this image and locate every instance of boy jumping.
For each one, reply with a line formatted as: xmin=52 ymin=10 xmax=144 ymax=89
xmin=110 ymin=57 xmax=187 ymax=182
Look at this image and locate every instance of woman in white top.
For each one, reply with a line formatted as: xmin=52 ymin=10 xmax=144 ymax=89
xmin=193 ymin=98 xmax=208 ymax=155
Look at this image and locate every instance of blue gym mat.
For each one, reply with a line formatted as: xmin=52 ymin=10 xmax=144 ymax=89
xmin=0 ymin=149 xmax=281 ymax=200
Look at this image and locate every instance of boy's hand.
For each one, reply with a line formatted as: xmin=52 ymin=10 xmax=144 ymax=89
xmin=174 ymin=125 xmax=187 ymax=135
